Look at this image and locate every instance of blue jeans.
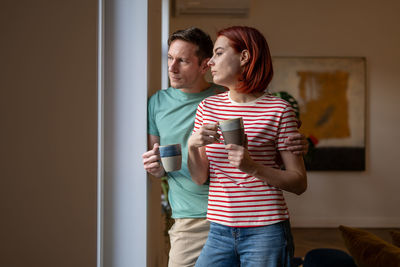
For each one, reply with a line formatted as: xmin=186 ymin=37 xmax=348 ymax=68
xmin=195 ymin=220 xmax=294 ymax=267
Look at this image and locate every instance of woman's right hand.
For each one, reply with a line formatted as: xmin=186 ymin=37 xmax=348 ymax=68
xmin=188 ymin=123 xmax=220 ymax=148
xmin=188 ymin=124 xmax=216 ymax=185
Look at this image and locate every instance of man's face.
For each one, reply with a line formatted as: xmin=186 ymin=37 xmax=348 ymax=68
xmin=168 ymin=40 xmax=208 ymax=90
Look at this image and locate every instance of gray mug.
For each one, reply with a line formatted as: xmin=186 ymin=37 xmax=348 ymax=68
xmin=219 ymin=117 xmax=245 ymax=146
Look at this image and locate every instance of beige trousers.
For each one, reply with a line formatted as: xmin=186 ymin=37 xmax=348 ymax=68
xmin=168 ymin=218 xmax=210 ymax=267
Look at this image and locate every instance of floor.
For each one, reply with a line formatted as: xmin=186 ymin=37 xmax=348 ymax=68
xmin=291 ymin=227 xmax=398 ymax=258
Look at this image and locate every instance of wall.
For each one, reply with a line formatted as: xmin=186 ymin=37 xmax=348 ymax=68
xmin=0 ymin=1 xmax=98 ymax=266
xmin=170 ymin=0 xmax=400 ymax=227
xmin=101 ymin=0 xmax=149 ymax=266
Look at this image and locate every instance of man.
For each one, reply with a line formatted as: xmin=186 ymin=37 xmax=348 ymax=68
xmin=142 ymin=27 xmax=308 ymax=267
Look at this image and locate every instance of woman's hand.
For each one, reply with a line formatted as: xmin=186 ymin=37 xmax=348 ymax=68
xmin=188 ymin=123 xmax=220 ymax=148
xmin=187 ymin=123 xmax=218 ymax=185
xmin=225 ymin=144 xmax=257 ymax=175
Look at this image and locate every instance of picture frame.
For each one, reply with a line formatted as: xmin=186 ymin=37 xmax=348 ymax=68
xmin=268 ymin=57 xmax=367 ymax=171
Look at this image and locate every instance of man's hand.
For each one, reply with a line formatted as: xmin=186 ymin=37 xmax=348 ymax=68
xmin=188 ymin=123 xmax=220 ymax=148
xmin=285 ymin=133 xmax=309 ymax=155
xmin=142 ymin=143 xmax=165 ymax=178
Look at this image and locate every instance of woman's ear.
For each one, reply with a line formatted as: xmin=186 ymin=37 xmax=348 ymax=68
xmin=240 ymin=50 xmax=250 ymax=67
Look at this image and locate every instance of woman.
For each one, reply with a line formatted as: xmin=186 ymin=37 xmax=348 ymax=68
xmin=187 ymin=26 xmax=307 ymax=267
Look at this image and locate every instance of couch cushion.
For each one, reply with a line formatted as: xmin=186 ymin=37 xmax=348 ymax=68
xmin=391 ymin=230 xmax=400 ymax=248
xmin=339 ymin=225 xmax=400 ymax=267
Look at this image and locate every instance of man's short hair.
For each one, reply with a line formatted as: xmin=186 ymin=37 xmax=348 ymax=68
xmin=168 ymin=27 xmax=213 ymax=64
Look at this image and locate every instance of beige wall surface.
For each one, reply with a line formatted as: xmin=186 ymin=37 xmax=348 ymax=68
xmin=147 ymin=0 xmax=167 ymax=266
xmin=170 ymin=0 xmax=400 ymax=227
xmin=0 ymin=1 xmax=98 ymax=266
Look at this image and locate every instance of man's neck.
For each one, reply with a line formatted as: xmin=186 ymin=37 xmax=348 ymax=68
xmin=180 ymin=80 xmax=211 ymax=94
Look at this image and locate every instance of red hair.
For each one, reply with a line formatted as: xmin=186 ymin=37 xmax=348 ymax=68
xmin=217 ymin=26 xmax=273 ymax=94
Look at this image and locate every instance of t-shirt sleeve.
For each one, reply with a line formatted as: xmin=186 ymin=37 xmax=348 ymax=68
xmin=147 ymin=94 xmax=159 ymax=137
xmin=192 ymin=100 xmax=205 ymax=134
xmin=277 ymin=105 xmax=299 ymax=150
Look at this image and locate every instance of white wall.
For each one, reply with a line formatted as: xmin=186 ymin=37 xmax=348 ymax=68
xmin=170 ymin=0 xmax=400 ymax=227
xmin=101 ymin=0 xmax=148 ymax=266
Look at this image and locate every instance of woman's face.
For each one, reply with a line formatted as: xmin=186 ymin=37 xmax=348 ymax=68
xmin=208 ymin=36 xmax=242 ymax=89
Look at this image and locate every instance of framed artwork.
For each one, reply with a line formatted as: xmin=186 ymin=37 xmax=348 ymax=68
xmin=268 ymin=57 xmax=367 ymax=171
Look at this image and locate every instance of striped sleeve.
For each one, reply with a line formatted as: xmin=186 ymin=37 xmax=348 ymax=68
xmin=277 ymin=105 xmax=299 ymax=150
xmin=193 ymin=100 xmax=205 ymax=133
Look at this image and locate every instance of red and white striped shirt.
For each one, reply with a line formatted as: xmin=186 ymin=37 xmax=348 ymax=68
xmin=193 ymin=91 xmax=299 ymax=227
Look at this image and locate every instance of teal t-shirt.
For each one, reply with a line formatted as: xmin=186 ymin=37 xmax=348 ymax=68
xmin=148 ymin=84 xmax=225 ymax=218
